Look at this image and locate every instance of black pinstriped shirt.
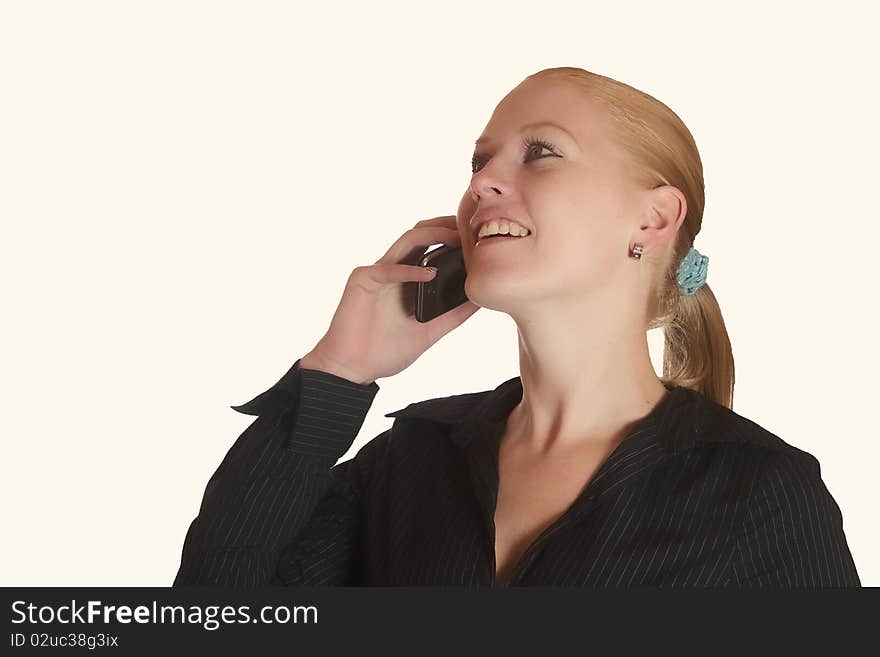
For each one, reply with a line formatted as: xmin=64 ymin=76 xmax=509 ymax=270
xmin=173 ymin=359 xmax=861 ymax=587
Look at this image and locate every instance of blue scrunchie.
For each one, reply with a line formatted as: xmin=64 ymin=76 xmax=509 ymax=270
xmin=676 ymin=246 xmax=709 ymax=296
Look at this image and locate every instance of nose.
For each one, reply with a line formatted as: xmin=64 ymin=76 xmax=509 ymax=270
xmin=470 ymin=182 xmax=502 ymax=202
xmin=469 ymin=157 xmax=507 ymax=202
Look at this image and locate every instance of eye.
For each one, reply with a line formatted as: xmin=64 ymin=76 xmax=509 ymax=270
xmin=471 ymin=135 xmax=561 ymax=174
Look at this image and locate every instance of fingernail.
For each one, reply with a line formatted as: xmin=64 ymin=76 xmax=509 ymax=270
xmin=426 ymin=266 xmax=438 ymax=276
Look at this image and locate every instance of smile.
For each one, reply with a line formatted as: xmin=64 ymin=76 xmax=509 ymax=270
xmin=475 ymin=234 xmax=531 ymax=248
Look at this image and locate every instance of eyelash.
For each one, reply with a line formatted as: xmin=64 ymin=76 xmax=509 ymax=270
xmin=471 ymin=135 xmax=561 ymax=174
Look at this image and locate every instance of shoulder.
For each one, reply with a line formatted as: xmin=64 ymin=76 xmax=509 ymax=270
xmin=686 ymin=397 xmax=858 ymax=561
xmin=680 ymin=387 xmax=822 ymax=476
xmin=661 ymin=388 xmax=836 ymax=514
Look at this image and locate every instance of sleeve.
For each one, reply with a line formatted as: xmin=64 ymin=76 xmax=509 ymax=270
xmin=729 ymin=449 xmax=861 ymax=587
xmin=172 ymin=357 xmax=385 ymax=587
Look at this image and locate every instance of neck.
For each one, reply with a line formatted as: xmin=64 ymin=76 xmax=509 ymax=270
xmin=505 ymin=321 xmax=668 ymax=454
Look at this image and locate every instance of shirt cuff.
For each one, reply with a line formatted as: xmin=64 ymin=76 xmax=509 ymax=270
xmin=229 ymin=359 xmax=305 ymax=417
xmin=230 ymin=358 xmax=380 ymax=460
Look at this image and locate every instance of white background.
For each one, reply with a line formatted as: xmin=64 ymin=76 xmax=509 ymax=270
xmin=1 ymin=0 xmax=877 ymax=586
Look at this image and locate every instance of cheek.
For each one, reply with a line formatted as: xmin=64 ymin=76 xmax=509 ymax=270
xmin=456 ymin=189 xmax=476 ymax=220
xmin=543 ymin=225 xmax=618 ymax=268
xmin=532 ymin=214 xmax=623 ymax=289
xmin=544 ymin=182 xmax=625 ymax=251
xmin=456 ymin=202 xmax=477 ymax=241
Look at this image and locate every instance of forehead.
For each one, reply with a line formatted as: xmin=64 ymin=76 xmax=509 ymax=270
xmin=477 ymin=78 xmax=614 ymax=156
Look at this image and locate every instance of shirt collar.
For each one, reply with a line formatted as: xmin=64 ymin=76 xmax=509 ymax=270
xmin=385 ymin=376 xmax=703 ymax=454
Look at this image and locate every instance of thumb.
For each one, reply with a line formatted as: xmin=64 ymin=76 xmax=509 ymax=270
xmin=422 ymin=300 xmax=481 ymax=344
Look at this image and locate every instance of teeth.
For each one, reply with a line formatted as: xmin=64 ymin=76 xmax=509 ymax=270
xmin=477 ymin=220 xmax=531 ymax=240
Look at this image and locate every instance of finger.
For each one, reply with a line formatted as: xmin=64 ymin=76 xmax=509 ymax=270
xmin=354 ymin=262 xmax=437 ymax=291
xmin=411 ymin=216 xmax=459 ymax=238
xmin=377 ymin=226 xmax=462 ymax=265
xmin=412 ymin=215 xmax=457 ymax=228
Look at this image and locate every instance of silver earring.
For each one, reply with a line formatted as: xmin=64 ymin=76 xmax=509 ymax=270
xmin=630 ymin=242 xmax=644 ymax=260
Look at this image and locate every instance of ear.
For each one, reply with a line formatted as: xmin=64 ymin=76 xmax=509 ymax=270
xmin=637 ymin=185 xmax=687 ymax=251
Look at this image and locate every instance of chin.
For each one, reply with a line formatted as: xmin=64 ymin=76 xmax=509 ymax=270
xmin=464 ymin=275 xmax=533 ymax=313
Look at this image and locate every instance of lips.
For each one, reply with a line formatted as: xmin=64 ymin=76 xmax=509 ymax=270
xmin=471 ymin=214 xmax=533 ymax=245
xmin=474 ymin=233 xmax=531 ymax=249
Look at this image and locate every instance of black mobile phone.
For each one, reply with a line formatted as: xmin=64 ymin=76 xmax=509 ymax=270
xmin=411 ymin=244 xmax=469 ymax=323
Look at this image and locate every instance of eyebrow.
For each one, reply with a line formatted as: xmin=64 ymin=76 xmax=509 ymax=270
xmin=474 ymin=121 xmax=577 ymax=147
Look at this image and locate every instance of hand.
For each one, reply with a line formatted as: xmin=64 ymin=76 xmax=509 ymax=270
xmin=301 ymin=215 xmax=480 ymax=384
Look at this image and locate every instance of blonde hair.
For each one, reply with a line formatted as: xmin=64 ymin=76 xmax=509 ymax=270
xmin=525 ymin=67 xmax=735 ymax=409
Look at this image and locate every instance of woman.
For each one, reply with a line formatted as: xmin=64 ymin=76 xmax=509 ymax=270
xmin=173 ymin=67 xmax=861 ymax=587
